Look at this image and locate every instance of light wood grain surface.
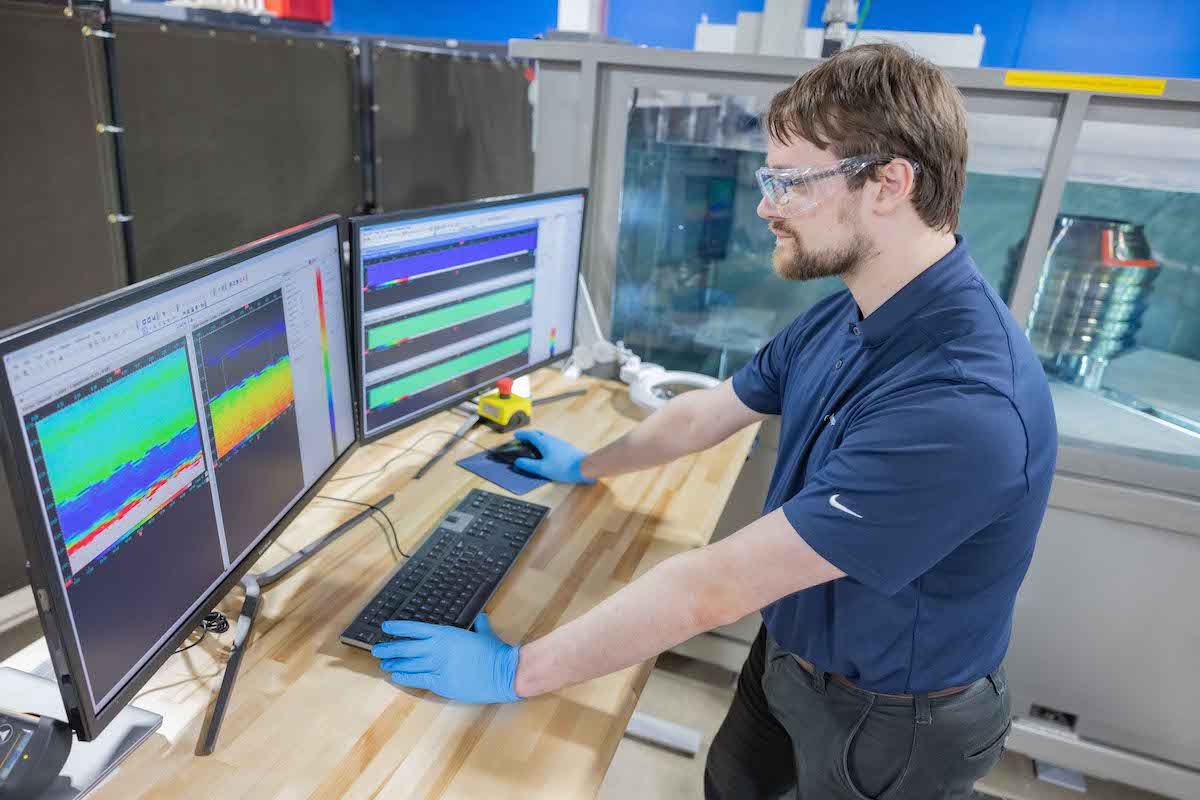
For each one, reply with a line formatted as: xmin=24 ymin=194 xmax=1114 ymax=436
xmin=4 ymin=369 xmax=757 ymax=799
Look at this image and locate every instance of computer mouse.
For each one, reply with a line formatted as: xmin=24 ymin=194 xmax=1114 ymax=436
xmin=488 ymin=438 xmax=542 ymax=466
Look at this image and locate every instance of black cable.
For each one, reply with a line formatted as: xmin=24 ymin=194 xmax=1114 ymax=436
xmin=175 ymin=611 xmax=229 ymax=654
xmin=325 ymin=429 xmax=489 ymax=485
xmin=316 ymin=495 xmax=411 ymax=559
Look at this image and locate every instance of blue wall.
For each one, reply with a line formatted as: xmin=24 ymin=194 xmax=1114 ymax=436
xmin=609 ymin=0 xmax=1200 ymax=78
xmin=1011 ymin=0 xmax=1200 ymax=79
xmin=608 ymin=0 xmax=763 ymax=51
xmin=332 ymin=0 xmax=1200 ymax=80
xmin=331 ymin=0 xmax=556 ymax=41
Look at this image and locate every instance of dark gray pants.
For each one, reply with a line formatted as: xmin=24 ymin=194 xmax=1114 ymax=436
xmin=704 ymin=626 xmax=1011 ymax=799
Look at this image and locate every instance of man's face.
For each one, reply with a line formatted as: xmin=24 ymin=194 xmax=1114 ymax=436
xmin=756 ymin=135 xmax=876 ymax=282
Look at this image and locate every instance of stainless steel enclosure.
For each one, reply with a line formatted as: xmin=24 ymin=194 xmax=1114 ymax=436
xmin=510 ymin=38 xmax=1200 ymax=799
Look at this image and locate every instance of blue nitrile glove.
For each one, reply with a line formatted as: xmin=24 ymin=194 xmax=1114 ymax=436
xmin=371 ymin=614 xmax=521 ymax=703
xmin=512 ymin=429 xmax=595 ymax=484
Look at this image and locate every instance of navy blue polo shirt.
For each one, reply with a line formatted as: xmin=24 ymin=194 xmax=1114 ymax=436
xmin=733 ymin=237 xmax=1056 ymax=694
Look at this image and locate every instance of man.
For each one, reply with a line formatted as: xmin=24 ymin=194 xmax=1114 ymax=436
xmin=370 ymin=43 xmax=1056 ymax=799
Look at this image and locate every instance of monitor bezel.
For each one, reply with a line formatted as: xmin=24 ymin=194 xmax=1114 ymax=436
xmin=0 ymin=214 xmax=360 ymax=740
xmin=348 ymin=188 xmax=588 ymax=445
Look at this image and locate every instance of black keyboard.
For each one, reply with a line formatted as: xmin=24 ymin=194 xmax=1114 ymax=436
xmin=340 ymin=489 xmax=549 ymax=649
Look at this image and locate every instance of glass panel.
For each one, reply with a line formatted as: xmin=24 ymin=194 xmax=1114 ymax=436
xmin=961 ymin=112 xmax=1056 ymax=299
xmin=1027 ymin=119 xmax=1200 ymax=472
xmin=612 ymin=90 xmax=1052 ymax=377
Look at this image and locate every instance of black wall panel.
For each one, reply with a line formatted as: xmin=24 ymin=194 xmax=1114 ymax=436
xmin=0 ymin=3 xmax=128 ymax=331
xmin=115 ymin=20 xmax=363 ymax=278
xmin=0 ymin=460 xmax=25 ymax=596
xmin=0 ymin=2 xmax=130 ymax=596
xmin=373 ymin=47 xmax=534 ymax=212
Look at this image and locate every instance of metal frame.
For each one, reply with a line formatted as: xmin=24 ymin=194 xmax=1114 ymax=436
xmin=510 ymin=39 xmax=1200 ymax=799
xmin=0 ymin=215 xmax=360 ymax=741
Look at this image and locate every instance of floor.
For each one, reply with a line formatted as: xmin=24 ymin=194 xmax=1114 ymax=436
xmin=599 ymin=645 xmax=1171 ymax=800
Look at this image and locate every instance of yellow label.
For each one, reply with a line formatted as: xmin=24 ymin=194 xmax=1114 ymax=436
xmin=1003 ymin=70 xmax=1165 ymax=96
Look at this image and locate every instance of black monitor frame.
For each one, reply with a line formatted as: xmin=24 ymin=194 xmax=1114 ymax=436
xmin=0 ymin=215 xmax=360 ymax=740
xmin=348 ymin=188 xmax=588 ymax=444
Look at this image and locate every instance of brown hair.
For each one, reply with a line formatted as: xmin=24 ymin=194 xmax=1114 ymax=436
xmin=765 ymin=43 xmax=967 ymax=232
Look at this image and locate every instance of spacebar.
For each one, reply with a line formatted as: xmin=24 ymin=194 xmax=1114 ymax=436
xmin=455 ymin=580 xmax=494 ymax=627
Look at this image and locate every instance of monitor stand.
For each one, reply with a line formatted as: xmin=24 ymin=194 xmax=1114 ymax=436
xmin=0 ymin=666 xmax=161 ymax=799
xmin=197 ymin=494 xmax=394 ymax=756
xmin=414 ymin=413 xmax=480 ymax=479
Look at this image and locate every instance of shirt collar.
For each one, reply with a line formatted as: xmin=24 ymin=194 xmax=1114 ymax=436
xmin=849 ymin=235 xmax=976 ymax=347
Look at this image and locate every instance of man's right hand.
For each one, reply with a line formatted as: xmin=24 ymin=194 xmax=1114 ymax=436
xmin=512 ymin=430 xmax=594 ymax=484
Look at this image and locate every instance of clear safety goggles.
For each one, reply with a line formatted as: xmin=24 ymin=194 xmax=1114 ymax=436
xmin=755 ymin=155 xmax=921 ymax=217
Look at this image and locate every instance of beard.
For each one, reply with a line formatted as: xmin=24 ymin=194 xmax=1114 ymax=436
xmin=770 ymin=198 xmax=876 ymax=282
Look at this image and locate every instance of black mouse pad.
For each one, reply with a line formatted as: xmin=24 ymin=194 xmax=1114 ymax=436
xmin=456 ymin=451 xmax=550 ymax=495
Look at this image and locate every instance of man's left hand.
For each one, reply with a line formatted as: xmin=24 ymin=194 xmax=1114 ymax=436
xmin=371 ymin=614 xmax=521 ymax=704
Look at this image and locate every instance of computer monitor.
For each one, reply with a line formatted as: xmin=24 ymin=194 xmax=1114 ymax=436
xmin=349 ymin=189 xmax=586 ymax=442
xmin=0 ymin=216 xmax=357 ymax=740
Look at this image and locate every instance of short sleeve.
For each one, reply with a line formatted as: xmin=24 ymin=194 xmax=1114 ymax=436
xmin=782 ymin=381 xmax=1029 ymax=596
xmin=732 ymin=329 xmax=791 ymax=414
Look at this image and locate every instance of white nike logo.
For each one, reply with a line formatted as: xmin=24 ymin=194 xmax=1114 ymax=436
xmin=829 ymin=494 xmax=863 ymax=519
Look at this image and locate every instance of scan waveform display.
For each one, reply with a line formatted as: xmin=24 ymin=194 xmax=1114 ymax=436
xmin=26 ymin=340 xmax=207 ymax=575
xmin=363 ymin=226 xmax=538 ymax=311
xmin=364 ymin=282 xmax=534 ymax=372
xmin=193 ymin=289 xmax=305 ymax=560
xmin=364 ymin=330 xmax=532 ymax=435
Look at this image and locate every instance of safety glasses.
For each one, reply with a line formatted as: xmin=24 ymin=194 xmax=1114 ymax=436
xmin=756 ymin=155 xmax=921 ymax=217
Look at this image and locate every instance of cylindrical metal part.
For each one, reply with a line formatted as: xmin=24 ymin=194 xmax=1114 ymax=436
xmin=1025 ymin=215 xmax=1160 ymax=386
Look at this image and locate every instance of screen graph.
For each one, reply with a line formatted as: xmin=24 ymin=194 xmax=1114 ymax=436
xmin=362 ymin=225 xmax=537 ymax=311
xmin=364 ymin=281 xmax=534 ymax=372
xmin=23 ymin=339 xmax=208 ymax=578
xmin=365 ymin=329 xmax=531 ymax=432
xmin=194 ymin=290 xmax=305 ymax=560
xmin=354 ymin=190 xmax=584 ymax=440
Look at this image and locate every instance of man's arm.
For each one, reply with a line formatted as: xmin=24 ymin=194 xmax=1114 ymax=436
xmin=580 ymin=379 xmax=766 ymax=479
xmin=371 ymin=508 xmax=842 ymax=703
xmin=512 ymin=508 xmax=843 ymax=697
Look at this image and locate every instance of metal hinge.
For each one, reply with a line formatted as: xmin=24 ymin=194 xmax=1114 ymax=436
xmin=107 ymin=213 xmax=133 ymax=224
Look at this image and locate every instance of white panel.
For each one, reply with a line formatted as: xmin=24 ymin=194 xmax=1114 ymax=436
xmin=557 ymin=0 xmax=596 ymax=32
xmin=1007 ymin=506 xmax=1200 ymax=771
xmin=734 ymin=11 xmax=763 ymax=54
xmin=791 ymin=27 xmax=985 ymax=66
xmin=693 ymin=22 xmax=737 ymax=53
xmin=1050 ymin=382 xmax=1200 ymax=458
xmin=1071 ymin=119 xmax=1200 ymax=192
xmin=759 ymin=0 xmax=809 ymax=57
xmin=967 ymin=112 xmax=1057 ymax=178
xmin=966 ymin=112 xmax=1200 ymax=192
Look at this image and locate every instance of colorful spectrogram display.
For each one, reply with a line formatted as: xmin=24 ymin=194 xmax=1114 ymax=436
xmin=194 ymin=289 xmax=306 ymax=562
xmin=32 ymin=343 xmax=206 ymax=574
xmin=367 ymin=283 xmax=534 ymax=351
xmin=194 ymin=290 xmax=297 ymax=462
xmin=208 ymin=357 xmax=295 ymax=458
xmin=368 ymin=331 xmax=532 ymax=410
